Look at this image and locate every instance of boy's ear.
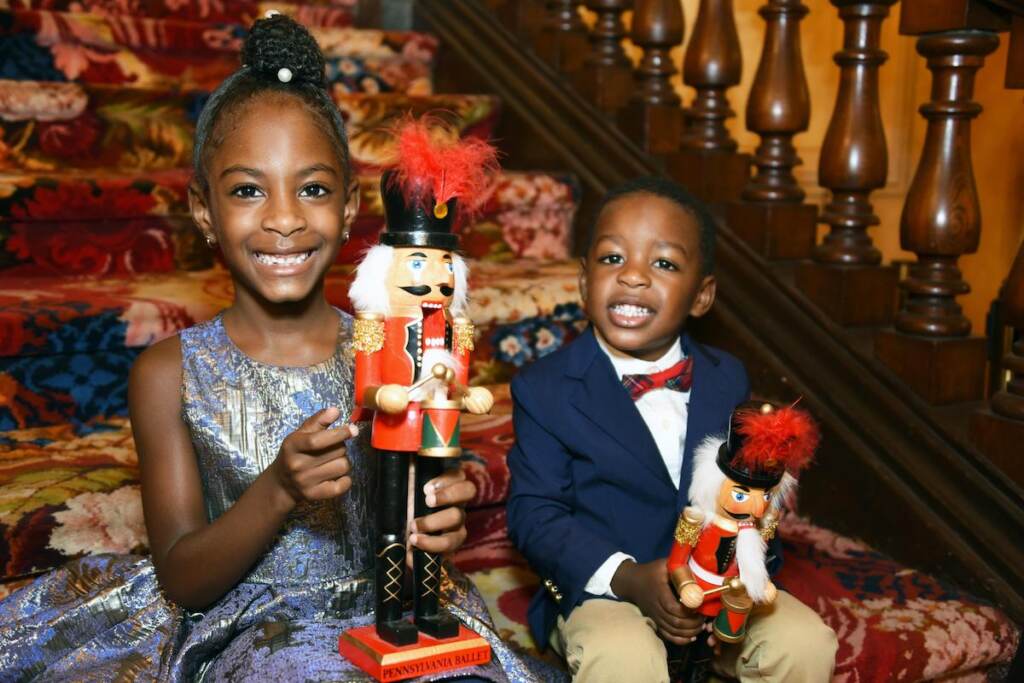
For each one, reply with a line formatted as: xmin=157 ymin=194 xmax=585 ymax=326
xmin=188 ymin=182 xmax=215 ymax=242
xmin=689 ymin=275 xmax=716 ymax=318
xmin=343 ymin=178 xmax=361 ymax=239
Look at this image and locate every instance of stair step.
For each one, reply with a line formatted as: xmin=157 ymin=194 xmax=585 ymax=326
xmin=0 ymin=82 xmax=500 ymax=173
xmin=2 ymin=10 xmax=437 ymax=93
xmin=2 ymin=1 xmax=357 ymax=25
xmin=0 ymin=391 xmax=518 ymax=580
xmin=0 ymin=170 xmax=579 ymax=276
xmin=0 ymin=259 xmax=583 ymax=428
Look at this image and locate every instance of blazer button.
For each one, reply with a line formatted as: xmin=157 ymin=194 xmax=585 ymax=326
xmin=543 ymin=579 xmax=553 ymax=588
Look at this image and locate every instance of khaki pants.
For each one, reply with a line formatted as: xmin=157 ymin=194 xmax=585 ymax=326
xmin=550 ymin=591 xmax=837 ymax=683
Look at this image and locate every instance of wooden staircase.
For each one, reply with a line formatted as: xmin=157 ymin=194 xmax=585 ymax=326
xmin=415 ymin=0 xmax=1024 ymax=625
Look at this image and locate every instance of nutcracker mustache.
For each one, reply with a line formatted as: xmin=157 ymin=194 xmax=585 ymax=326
xmin=399 ymin=285 xmax=456 ymax=297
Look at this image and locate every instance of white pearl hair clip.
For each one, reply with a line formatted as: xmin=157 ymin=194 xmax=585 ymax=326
xmin=277 ymin=67 xmax=293 ymax=83
xmin=265 ymin=9 xmax=281 ymax=18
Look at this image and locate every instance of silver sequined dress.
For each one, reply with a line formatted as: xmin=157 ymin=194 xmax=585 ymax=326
xmin=0 ymin=312 xmax=560 ymax=682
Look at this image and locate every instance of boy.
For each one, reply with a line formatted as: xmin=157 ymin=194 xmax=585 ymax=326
xmin=507 ymin=177 xmax=837 ymax=682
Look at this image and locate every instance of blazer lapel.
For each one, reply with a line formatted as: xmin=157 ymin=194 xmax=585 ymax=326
xmin=678 ymin=334 xmax=727 ymax=508
xmin=568 ymin=328 xmax=675 ymax=490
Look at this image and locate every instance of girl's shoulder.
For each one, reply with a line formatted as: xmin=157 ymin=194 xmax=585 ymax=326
xmin=128 ymin=333 xmax=183 ymax=411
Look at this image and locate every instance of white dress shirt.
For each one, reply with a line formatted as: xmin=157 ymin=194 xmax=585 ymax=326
xmin=583 ymin=333 xmax=690 ymax=598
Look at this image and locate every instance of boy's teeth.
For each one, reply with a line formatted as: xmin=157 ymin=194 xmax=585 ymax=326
xmin=255 ymin=250 xmax=312 ymax=266
xmin=611 ymin=304 xmax=652 ymax=317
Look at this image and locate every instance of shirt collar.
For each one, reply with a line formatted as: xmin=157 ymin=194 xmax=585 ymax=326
xmin=594 ymin=329 xmax=684 ymax=381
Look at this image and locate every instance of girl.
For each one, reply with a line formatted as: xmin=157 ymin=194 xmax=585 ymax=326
xmin=0 ymin=15 xmax=559 ymax=682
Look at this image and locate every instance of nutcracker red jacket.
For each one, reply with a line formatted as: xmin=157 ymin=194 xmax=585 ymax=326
xmin=506 ymin=326 xmax=752 ymax=647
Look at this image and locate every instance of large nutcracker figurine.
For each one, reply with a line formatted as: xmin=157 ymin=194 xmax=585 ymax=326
xmin=668 ymin=401 xmax=818 ymax=679
xmin=347 ymin=120 xmax=498 ymax=648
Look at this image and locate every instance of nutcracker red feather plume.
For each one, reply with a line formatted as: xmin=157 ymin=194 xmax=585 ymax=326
xmin=389 ymin=116 xmax=499 ymax=217
xmin=733 ymin=405 xmax=819 ymax=474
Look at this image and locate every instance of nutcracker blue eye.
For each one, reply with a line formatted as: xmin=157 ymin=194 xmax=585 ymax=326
xmin=446 ymin=262 xmax=454 ymax=274
xmin=407 ymin=259 xmax=426 ymax=273
xmin=731 ymin=490 xmax=748 ymax=503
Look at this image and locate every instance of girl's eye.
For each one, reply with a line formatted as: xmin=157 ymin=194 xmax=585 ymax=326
xmin=731 ymin=491 xmax=748 ymax=503
xmin=300 ymin=183 xmax=330 ymax=198
xmin=598 ymin=253 xmax=624 ymax=265
xmin=445 ymin=262 xmax=454 ymax=274
xmin=654 ymin=258 xmax=679 ymax=271
xmin=231 ymin=184 xmax=263 ymax=199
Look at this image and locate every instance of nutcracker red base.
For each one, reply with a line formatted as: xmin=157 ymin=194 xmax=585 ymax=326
xmin=338 ymin=624 xmax=491 ymax=681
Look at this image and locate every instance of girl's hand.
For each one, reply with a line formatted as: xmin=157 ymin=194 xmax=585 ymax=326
xmin=271 ymin=407 xmax=357 ymax=506
xmin=407 ymin=468 xmax=476 ymax=562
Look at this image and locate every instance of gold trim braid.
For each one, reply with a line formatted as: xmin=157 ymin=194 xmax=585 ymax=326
xmin=674 ymin=512 xmax=702 ymax=547
xmin=452 ymin=317 xmax=475 ymax=355
xmin=760 ymin=516 xmax=780 ymax=542
xmin=353 ymin=313 xmax=385 ymax=354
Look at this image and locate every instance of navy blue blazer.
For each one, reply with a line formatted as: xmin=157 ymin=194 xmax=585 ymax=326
xmin=506 ymin=327 xmax=751 ymax=647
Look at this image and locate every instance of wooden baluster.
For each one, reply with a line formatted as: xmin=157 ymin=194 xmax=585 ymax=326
xmin=536 ymin=1 xmax=590 ymax=74
xmin=667 ymin=0 xmax=750 ymax=203
xmin=574 ymin=0 xmax=634 ymax=114
xmin=618 ymin=0 xmax=685 ymax=154
xmin=795 ymin=0 xmax=899 ymax=325
xmin=972 ymin=242 xmax=1024 ymax=481
xmin=875 ymin=30 xmax=999 ymax=405
xmin=724 ymin=0 xmax=817 ymax=260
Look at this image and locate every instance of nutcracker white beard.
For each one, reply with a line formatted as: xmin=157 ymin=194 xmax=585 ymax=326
xmin=736 ymin=525 xmax=770 ymax=603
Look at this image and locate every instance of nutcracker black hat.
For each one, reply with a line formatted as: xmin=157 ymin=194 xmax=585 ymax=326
xmin=716 ymin=401 xmax=819 ymax=489
xmin=379 ymin=117 xmax=498 ymax=251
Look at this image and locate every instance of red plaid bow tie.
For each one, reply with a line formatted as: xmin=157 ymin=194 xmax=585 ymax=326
xmin=621 ymin=358 xmax=693 ymax=401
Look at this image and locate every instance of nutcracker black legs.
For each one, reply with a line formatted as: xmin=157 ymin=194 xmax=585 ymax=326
xmin=413 ymin=455 xmax=459 ymax=639
xmin=375 ymin=449 xmax=417 ymax=645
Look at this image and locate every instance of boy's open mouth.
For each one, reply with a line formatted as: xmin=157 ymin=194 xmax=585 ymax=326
xmin=608 ymin=302 xmax=655 ymax=327
xmin=253 ymin=249 xmax=317 ymax=268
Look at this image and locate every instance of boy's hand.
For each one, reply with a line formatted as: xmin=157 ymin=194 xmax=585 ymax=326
xmin=407 ymin=468 xmax=477 ymax=565
xmin=611 ymin=559 xmax=705 ymax=645
xmin=271 ymin=407 xmax=357 ymax=506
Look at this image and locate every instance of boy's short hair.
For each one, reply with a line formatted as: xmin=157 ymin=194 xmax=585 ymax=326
xmin=585 ymin=176 xmax=717 ymax=276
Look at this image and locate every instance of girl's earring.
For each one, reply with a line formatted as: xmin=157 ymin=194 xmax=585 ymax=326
xmin=205 ymin=234 xmax=216 ymax=248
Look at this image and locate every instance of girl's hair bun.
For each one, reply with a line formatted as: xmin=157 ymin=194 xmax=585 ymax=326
xmin=242 ymin=14 xmax=326 ymax=87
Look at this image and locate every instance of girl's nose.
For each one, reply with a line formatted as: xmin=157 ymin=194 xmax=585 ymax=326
xmin=262 ymin=196 xmax=306 ymax=237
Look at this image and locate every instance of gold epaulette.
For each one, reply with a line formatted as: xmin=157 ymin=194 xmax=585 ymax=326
xmin=452 ymin=316 xmax=475 ymax=355
xmin=674 ymin=508 xmax=703 ymax=547
xmin=760 ymin=514 xmax=780 ymax=542
xmin=353 ymin=312 xmax=384 ymax=354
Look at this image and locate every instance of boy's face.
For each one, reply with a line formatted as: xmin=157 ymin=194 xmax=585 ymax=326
xmin=580 ymin=192 xmax=715 ymax=361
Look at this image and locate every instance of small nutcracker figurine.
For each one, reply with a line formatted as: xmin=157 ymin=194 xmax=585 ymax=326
xmin=347 ymin=119 xmax=498 ymax=647
xmin=668 ymin=401 xmax=818 ymax=678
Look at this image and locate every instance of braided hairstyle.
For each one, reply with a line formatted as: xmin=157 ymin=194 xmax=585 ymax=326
xmin=192 ymin=14 xmax=351 ymax=193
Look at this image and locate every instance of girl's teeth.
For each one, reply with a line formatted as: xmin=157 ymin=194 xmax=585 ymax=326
xmin=612 ymin=304 xmax=652 ymax=317
xmin=255 ymin=251 xmax=312 ymax=266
